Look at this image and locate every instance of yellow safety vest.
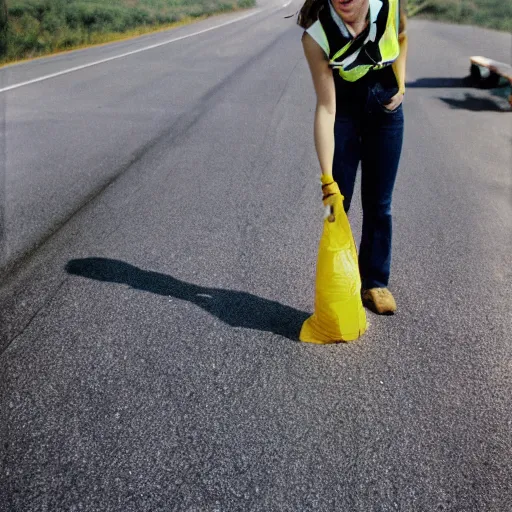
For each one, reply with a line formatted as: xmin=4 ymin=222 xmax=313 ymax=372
xmin=312 ymin=0 xmax=400 ymax=82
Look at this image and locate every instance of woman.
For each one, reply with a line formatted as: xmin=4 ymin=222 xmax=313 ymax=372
xmin=299 ymin=0 xmax=408 ymax=315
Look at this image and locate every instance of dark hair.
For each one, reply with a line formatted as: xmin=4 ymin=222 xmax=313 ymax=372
xmin=297 ymin=0 xmax=325 ymax=29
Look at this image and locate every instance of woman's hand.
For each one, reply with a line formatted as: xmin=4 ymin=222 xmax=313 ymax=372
xmin=384 ymin=91 xmax=404 ymax=112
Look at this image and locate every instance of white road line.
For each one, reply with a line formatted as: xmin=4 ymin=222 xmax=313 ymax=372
xmin=0 ymin=8 xmax=264 ymax=94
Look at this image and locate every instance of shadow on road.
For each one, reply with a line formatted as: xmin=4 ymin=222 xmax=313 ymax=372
xmin=438 ymin=93 xmax=509 ymax=112
xmin=406 ymin=76 xmax=511 ymax=112
xmin=406 ymin=77 xmax=473 ymax=88
xmin=65 ymin=258 xmax=309 ymax=341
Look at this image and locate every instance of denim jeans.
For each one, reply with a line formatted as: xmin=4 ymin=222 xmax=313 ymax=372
xmin=332 ymin=81 xmax=404 ymax=289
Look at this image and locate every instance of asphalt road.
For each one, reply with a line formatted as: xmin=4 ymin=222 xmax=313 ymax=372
xmin=1 ymin=1 xmax=511 ymax=510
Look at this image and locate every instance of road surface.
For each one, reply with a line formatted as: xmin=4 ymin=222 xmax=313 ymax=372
xmin=1 ymin=1 xmax=511 ymax=510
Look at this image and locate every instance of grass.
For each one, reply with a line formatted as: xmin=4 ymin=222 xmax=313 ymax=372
xmin=407 ymin=0 xmax=512 ymax=32
xmin=0 ymin=0 xmax=256 ymax=65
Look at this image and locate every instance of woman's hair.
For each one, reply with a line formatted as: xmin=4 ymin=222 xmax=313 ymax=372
xmin=297 ymin=0 xmax=325 ymax=29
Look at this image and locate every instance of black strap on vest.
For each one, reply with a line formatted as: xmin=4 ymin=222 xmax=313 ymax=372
xmin=318 ymin=2 xmax=351 ymax=61
xmin=362 ymin=0 xmax=389 ymax=67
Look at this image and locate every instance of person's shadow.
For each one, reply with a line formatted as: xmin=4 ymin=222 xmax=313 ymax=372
xmin=65 ymin=258 xmax=309 ymax=341
xmin=438 ymin=94 xmax=508 ymax=112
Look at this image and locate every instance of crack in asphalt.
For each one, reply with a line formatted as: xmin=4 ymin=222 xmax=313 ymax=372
xmin=0 ymin=278 xmax=68 ymax=358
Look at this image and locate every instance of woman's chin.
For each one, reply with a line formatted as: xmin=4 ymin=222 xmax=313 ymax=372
xmin=332 ymin=0 xmax=363 ymax=21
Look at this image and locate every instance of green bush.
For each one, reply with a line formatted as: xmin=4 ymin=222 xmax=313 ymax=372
xmin=408 ymin=0 xmax=512 ymax=31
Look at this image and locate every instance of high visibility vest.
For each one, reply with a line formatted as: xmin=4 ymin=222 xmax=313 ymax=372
xmin=307 ymin=0 xmax=400 ymax=82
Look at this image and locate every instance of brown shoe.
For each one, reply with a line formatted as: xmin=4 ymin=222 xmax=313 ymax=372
xmin=362 ymin=288 xmax=397 ymax=315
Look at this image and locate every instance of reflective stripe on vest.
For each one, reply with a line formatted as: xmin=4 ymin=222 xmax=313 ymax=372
xmin=319 ymin=0 xmax=400 ymax=82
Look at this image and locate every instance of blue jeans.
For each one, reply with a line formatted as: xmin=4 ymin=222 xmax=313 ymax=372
xmin=333 ymin=81 xmax=404 ymax=289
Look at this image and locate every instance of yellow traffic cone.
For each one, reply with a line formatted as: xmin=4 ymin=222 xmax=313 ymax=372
xmin=300 ymin=193 xmax=367 ymax=343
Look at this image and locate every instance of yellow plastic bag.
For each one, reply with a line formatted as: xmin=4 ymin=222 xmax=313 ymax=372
xmin=300 ymin=194 xmax=368 ymax=343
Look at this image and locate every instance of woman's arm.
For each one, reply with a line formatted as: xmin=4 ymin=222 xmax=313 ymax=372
xmin=392 ymin=7 xmax=408 ymax=95
xmin=302 ymin=31 xmax=336 ymax=178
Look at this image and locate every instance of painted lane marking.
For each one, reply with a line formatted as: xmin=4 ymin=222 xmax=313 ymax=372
xmin=0 ymin=8 xmax=264 ymax=93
